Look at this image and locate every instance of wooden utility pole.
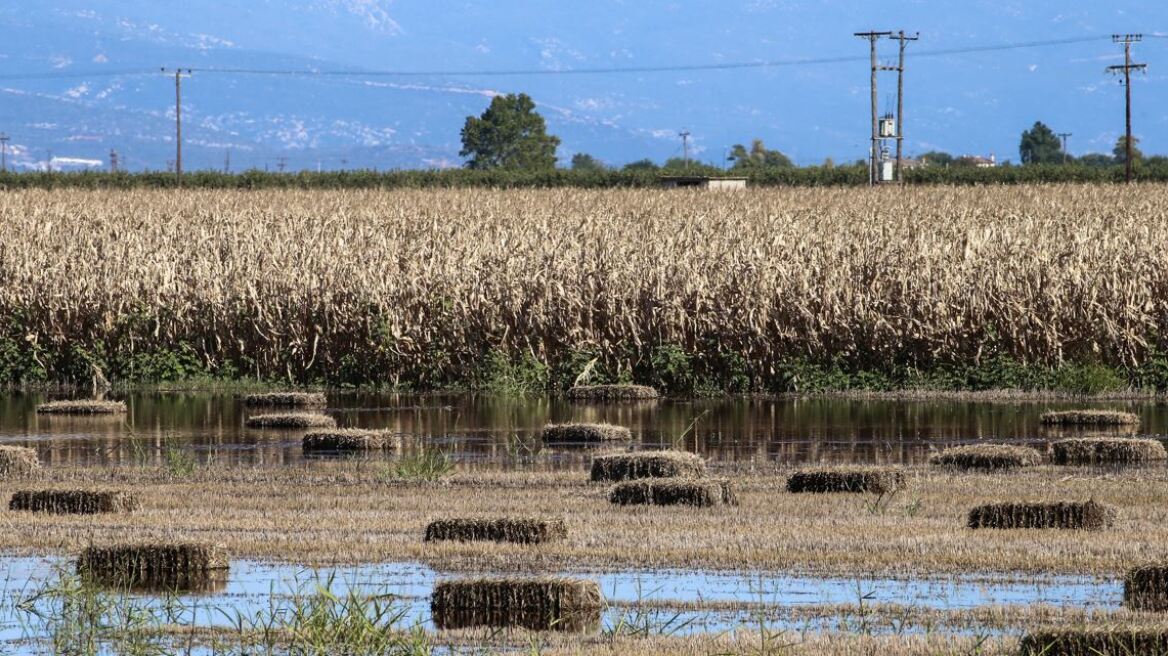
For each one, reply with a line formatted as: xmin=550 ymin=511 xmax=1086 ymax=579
xmin=855 ymin=31 xmax=891 ymax=186
xmin=890 ymin=31 xmax=919 ymax=183
xmin=679 ymin=130 xmax=691 ymax=171
xmin=1056 ymin=132 xmax=1072 ymax=164
xmin=162 ymin=68 xmax=192 ymax=186
xmin=1107 ymin=35 xmax=1145 ymax=184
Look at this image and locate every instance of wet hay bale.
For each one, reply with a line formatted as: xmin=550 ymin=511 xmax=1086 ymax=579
xmin=1040 ymin=410 xmax=1140 ymax=427
xmin=245 ymin=413 xmax=335 ymax=429
xmin=36 ymin=400 xmax=127 ymax=415
xmin=302 ymin=429 xmax=400 ymax=453
xmin=566 ymin=385 xmax=659 ymax=401
xmin=1020 ymin=626 xmax=1168 ymax=655
xmin=785 ymin=468 xmax=906 ymax=494
xmin=1124 ymin=565 xmax=1168 ymax=611
xmin=929 ymin=444 xmax=1044 ymax=471
xmin=609 ymin=478 xmax=737 ymax=507
xmin=77 ymin=543 xmax=229 ymax=592
xmin=10 ymin=489 xmax=139 ymax=514
xmin=589 ymin=451 xmax=705 ymax=482
xmin=431 ymin=577 xmax=602 ymax=632
xmin=541 ymin=423 xmax=631 ymax=443
xmin=424 ymin=518 xmax=567 ymax=544
xmin=1052 ymin=437 xmax=1167 ymax=465
xmin=243 ymin=392 xmax=327 ymax=407
xmin=0 ymin=446 xmax=40 ymax=478
xmin=967 ymin=500 xmax=1116 ymax=530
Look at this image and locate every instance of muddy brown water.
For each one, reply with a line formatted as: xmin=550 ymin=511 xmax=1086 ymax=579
xmin=0 ymin=392 xmax=1163 ymax=469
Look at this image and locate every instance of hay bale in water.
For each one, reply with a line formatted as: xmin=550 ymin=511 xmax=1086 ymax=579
xmin=1125 ymin=565 xmax=1168 ymax=611
xmin=36 ymin=400 xmax=127 ymax=415
xmin=77 ymin=543 xmax=229 ymax=592
xmin=0 ymin=446 xmax=39 ymax=478
xmin=424 ymin=518 xmax=567 ymax=544
xmin=609 ymin=479 xmax=737 ymax=507
xmin=431 ymin=577 xmax=602 ymax=632
xmin=302 ymin=429 xmax=400 ymax=453
xmin=541 ymin=423 xmax=631 ymax=443
xmin=1052 ymin=437 xmax=1167 ymax=465
xmin=243 ymin=392 xmax=327 ymax=407
xmin=566 ymin=385 xmax=659 ymax=401
xmin=245 ymin=413 xmax=335 ymax=429
xmin=1020 ymin=627 xmax=1168 ymax=656
xmin=10 ymin=489 xmax=138 ymax=514
xmin=589 ymin=451 xmax=705 ymax=482
xmin=967 ymin=500 xmax=1116 ymax=530
xmin=929 ymin=444 xmax=1044 ymax=471
xmin=1040 ymin=410 xmax=1140 ymax=427
xmin=786 ymin=468 xmax=905 ymax=494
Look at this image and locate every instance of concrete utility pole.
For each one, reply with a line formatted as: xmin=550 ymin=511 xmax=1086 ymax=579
xmin=890 ymin=31 xmax=919 ymax=183
xmin=224 ymin=148 xmax=231 ymax=174
xmin=162 ymin=68 xmax=192 ymax=186
xmin=1056 ymin=132 xmax=1072 ymax=164
xmin=109 ymin=149 xmax=119 ymax=173
xmin=0 ymin=133 xmax=9 ymax=173
xmin=679 ymin=130 xmax=691 ymax=171
xmin=855 ymin=31 xmax=891 ymax=186
xmin=1107 ymin=35 xmax=1146 ymax=184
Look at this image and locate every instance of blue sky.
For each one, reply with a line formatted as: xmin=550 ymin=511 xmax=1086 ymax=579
xmin=0 ymin=1 xmax=1165 ymax=170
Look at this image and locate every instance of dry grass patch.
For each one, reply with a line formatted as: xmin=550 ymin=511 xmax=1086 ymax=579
xmin=786 ymin=468 xmax=906 ymax=494
xmin=541 ymin=423 xmax=631 ymax=443
xmin=77 ymin=542 xmax=229 ymax=591
xmin=431 ymin=577 xmax=602 ymax=632
xmin=302 ymin=429 xmax=399 ymax=453
xmin=243 ymin=392 xmax=327 ymax=407
xmin=590 ymin=451 xmax=705 ymax=482
xmin=424 ymin=518 xmax=567 ymax=544
xmin=930 ymin=444 xmax=1044 ymax=471
xmin=1126 ymin=564 xmax=1168 ymax=611
xmin=609 ymin=479 xmax=736 ymax=507
xmin=10 ymin=489 xmax=138 ymax=514
xmin=36 ymin=399 xmax=127 ymax=415
xmin=567 ymin=385 xmax=659 ymax=401
xmin=0 ymin=446 xmax=39 ymax=478
xmin=1020 ymin=626 xmax=1168 ymax=656
xmin=1052 ymin=437 xmax=1167 ymax=465
xmin=245 ymin=413 xmax=335 ymax=429
xmin=967 ymin=500 xmax=1116 ymax=530
xmin=1040 ymin=410 xmax=1140 ymax=426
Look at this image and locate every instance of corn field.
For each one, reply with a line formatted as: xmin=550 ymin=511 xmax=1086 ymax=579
xmin=0 ymin=185 xmax=1164 ymax=387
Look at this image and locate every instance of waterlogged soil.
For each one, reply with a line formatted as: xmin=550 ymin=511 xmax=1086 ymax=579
xmin=0 ymin=556 xmax=1123 ymax=646
xmin=0 ymin=392 xmax=1165 ymax=468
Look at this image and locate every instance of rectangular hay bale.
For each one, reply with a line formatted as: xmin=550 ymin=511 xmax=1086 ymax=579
xmin=431 ymin=577 xmax=602 ymax=632
xmin=77 ymin=543 xmax=229 ymax=592
xmin=929 ymin=444 xmax=1044 ymax=471
xmin=243 ymin=392 xmax=327 ymax=407
xmin=590 ymin=451 xmax=705 ymax=482
xmin=566 ymin=385 xmax=659 ymax=401
xmin=10 ymin=489 xmax=138 ymax=514
xmin=967 ymin=500 xmax=1116 ymax=530
xmin=1052 ymin=437 xmax=1167 ymax=465
xmin=245 ymin=413 xmax=336 ymax=429
xmin=424 ymin=517 xmax=567 ymax=544
xmin=541 ymin=423 xmax=631 ymax=443
xmin=302 ymin=429 xmax=401 ymax=452
xmin=786 ymin=468 xmax=905 ymax=494
xmin=1125 ymin=565 xmax=1168 ymax=612
xmin=1020 ymin=627 xmax=1168 ymax=656
xmin=1040 ymin=410 xmax=1140 ymax=426
xmin=36 ymin=400 xmax=127 ymax=415
xmin=609 ymin=478 xmax=736 ymax=507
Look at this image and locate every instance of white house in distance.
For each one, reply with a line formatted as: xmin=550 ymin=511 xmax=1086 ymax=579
xmin=659 ymin=175 xmax=748 ymax=190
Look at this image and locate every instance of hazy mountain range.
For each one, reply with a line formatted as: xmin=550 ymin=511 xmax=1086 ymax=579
xmin=0 ymin=1 xmax=1163 ymax=172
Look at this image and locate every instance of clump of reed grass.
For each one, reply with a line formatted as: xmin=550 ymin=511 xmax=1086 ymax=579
xmin=1040 ymin=410 xmax=1140 ymax=426
xmin=243 ymin=392 xmax=327 ymax=407
xmin=424 ymin=517 xmax=567 ymax=544
xmin=9 ymin=489 xmax=139 ymax=514
xmin=1052 ymin=437 xmax=1167 ymax=465
xmin=1125 ymin=564 xmax=1168 ymax=611
xmin=245 ymin=413 xmax=336 ymax=429
xmin=786 ymin=468 xmax=906 ymax=494
xmin=1020 ymin=626 xmax=1168 ymax=655
xmin=929 ymin=444 xmax=1044 ymax=471
xmin=609 ymin=478 xmax=737 ymax=507
xmin=431 ymin=577 xmax=602 ymax=632
xmin=540 ymin=423 xmax=632 ymax=443
xmin=0 ymin=445 xmax=40 ymax=477
xmin=77 ymin=543 xmax=229 ymax=592
xmin=302 ymin=429 xmax=400 ymax=453
xmin=36 ymin=400 xmax=127 ymax=415
xmin=567 ymin=385 xmax=659 ymax=401
xmin=967 ymin=500 xmax=1116 ymax=530
xmin=589 ymin=451 xmax=705 ymax=482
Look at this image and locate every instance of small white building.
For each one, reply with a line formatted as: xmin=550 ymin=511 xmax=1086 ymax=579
xmin=659 ymin=175 xmax=748 ymax=190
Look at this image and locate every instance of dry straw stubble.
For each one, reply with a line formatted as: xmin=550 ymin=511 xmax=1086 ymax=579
xmin=10 ymin=489 xmax=138 ymax=514
xmin=424 ymin=517 xmax=567 ymax=544
xmin=967 ymin=500 xmax=1116 ymax=530
xmin=0 ymin=446 xmax=40 ymax=477
xmin=929 ymin=445 xmax=1045 ymax=471
xmin=590 ymin=451 xmax=706 ymax=482
xmin=431 ymin=577 xmax=602 ymax=632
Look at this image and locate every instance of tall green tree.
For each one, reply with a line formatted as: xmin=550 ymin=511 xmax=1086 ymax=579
xmin=459 ymin=94 xmax=560 ymax=170
xmin=570 ymin=153 xmax=606 ymax=171
xmin=728 ymin=139 xmax=793 ymax=169
xmin=1113 ymin=136 xmax=1143 ymax=165
xmin=1019 ymin=121 xmax=1064 ymax=165
xmin=919 ymin=151 xmax=954 ymax=166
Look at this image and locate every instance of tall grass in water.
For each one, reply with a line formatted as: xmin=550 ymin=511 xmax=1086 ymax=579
xmin=2 ymin=186 xmax=1168 ymax=388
